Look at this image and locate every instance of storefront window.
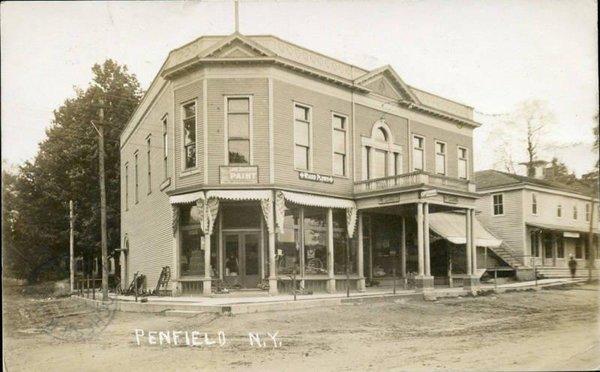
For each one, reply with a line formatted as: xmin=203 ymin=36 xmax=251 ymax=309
xmin=371 ymin=214 xmax=401 ymax=277
xmin=303 ymin=207 xmax=328 ymax=275
xmin=556 ymin=238 xmax=564 ymax=258
xmin=276 ymin=204 xmax=300 ymax=275
xmin=333 ymin=210 xmax=356 ymax=274
xmin=180 ymin=205 xmax=204 ymax=276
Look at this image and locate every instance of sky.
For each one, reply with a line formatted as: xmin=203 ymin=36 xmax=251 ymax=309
xmin=1 ymin=0 xmax=598 ymax=176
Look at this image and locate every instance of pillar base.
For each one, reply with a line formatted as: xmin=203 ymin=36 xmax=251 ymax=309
xmin=268 ymin=278 xmax=278 ymax=295
xmin=326 ymin=278 xmax=336 ymax=293
xmin=462 ymin=275 xmax=480 ymax=289
xmin=357 ymin=277 xmax=366 ymax=292
xmin=414 ymin=275 xmax=434 ymax=290
xmin=202 ymin=279 xmax=212 ymax=295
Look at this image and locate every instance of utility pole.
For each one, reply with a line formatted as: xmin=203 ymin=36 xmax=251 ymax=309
xmin=588 ymin=195 xmax=596 ymax=282
xmin=98 ymin=98 xmax=109 ymax=301
xmin=69 ymin=200 xmax=75 ymax=293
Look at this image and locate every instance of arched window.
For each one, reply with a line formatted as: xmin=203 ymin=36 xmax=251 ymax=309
xmin=361 ymin=121 xmax=403 ymax=181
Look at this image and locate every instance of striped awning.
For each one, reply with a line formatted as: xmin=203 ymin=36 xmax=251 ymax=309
xmin=169 ymin=191 xmax=205 ymax=205
xmin=280 ymin=190 xmax=355 ymax=209
xmin=206 ymin=189 xmax=271 ymax=201
xmin=428 ymin=212 xmax=503 ymax=248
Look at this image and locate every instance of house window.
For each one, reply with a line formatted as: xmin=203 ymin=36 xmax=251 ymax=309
xmin=227 ymin=97 xmax=250 ymax=164
xmin=162 ymin=116 xmax=168 ymax=179
xmin=531 ymin=193 xmax=538 ymax=215
xmin=435 ymin=141 xmax=446 ymax=175
xmin=530 ymin=231 xmax=539 ymax=257
xmin=134 ymin=152 xmax=139 ymax=203
xmin=370 ymin=149 xmax=387 ymax=179
xmin=573 ymin=205 xmax=578 ymax=220
xmin=458 ymin=147 xmax=468 ymax=179
xmin=179 ymin=204 xmax=204 ymax=276
xmin=332 ymin=114 xmax=347 ymax=176
xmin=575 ymin=240 xmax=583 ymax=259
xmin=412 ymin=135 xmax=424 ymax=171
xmin=124 ymin=163 xmax=129 ymax=211
xmin=146 ymin=136 xmax=152 ymax=194
xmin=182 ymin=101 xmax=196 ymax=169
xmin=585 ymin=203 xmax=591 ymax=222
xmin=557 ymin=238 xmax=564 ymax=258
xmin=294 ymin=104 xmax=311 ymax=170
xmin=492 ymin=194 xmax=504 ymax=215
xmin=557 ymin=204 xmax=562 ymax=218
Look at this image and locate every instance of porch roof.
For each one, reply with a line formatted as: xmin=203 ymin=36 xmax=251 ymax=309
xmin=281 ymin=190 xmax=355 ymax=209
xmin=428 ymin=212 xmax=503 ymax=248
xmin=169 ymin=191 xmax=205 ymax=204
xmin=526 ymin=222 xmax=599 ymax=235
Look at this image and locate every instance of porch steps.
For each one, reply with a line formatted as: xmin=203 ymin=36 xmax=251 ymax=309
xmin=487 ymin=242 xmax=522 ymax=269
xmin=535 ymin=267 xmax=600 ymax=279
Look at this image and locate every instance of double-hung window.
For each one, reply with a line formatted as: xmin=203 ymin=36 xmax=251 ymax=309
xmin=412 ymin=135 xmax=424 ymax=171
xmin=458 ymin=147 xmax=468 ymax=179
xmin=435 ymin=141 xmax=446 ymax=175
xmin=557 ymin=204 xmax=562 ymax=218
xmin=182 ymin=102 xmax=196 ymax=169
xmin=586 ymin=203 xmax=591 ymax=222
xmin=124 ymin=163 xmax=129 ymax=211
xmin=492 ymin=194 xmax=504 ymax=215
xmin=134 ymin=152 xmax=139 ymax=203
xmin=162 ymin=116 xmax=168 ymax=179
xmin=531 ymin=193 xmax=538 ymax=215
xmin=294 ymin=104 xmax=311 ymax=170
xmin=332 ymin=114 xmax=347 ymax=176
xmin=227 ymin=97 xmax=250 ymax=164
xmin=146 ymin=136 xmax=151 ymax=194
xmin=573 ymin=205 xmax=578 ymax=220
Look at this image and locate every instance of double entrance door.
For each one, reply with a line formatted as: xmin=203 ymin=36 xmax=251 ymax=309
xmin=223 ymin=232 xmax=260 ymax=288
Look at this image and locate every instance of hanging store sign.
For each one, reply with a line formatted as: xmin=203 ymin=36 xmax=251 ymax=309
xmin=298 ymin=171 xmax=334 ymax=184
xmin=420 ymin=189 xmax=438 ymax=199
xmin=220 ymin=166 xmax=258 ymax=184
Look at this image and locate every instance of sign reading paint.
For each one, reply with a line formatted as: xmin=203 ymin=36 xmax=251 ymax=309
xmin=220 ymin=166 xmax=258 ymax=184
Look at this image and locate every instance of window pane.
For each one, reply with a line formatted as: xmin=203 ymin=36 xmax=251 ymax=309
xmin=303 ymin=207 xmax=328 ymax=275
xmin=413 ymin=149 xmax=423 ymax=170
xmin=413 ymin=136 xmax=423 ymax=148
xmin=370 ymin=149 xmax=387 ymax=179
xmin=294 ymin=145 xmax=308 ymax=170
xmin=333 ymin=153 xmax=345 ymax=176
xmin=294 ymin=120 xmax=309 ymax=146
xmin=180 ymin=229 xmax=204 ymax=276
xmin=333 ymin=115 xmax=345 ymax=130
xmin=459 ymin=148 xmax=467 ymax=159
xmin=458 ymin=159 xmax=467 ymax=179
xmin=294 ymin=105 xmax=309 ymax=121
xmin=228 ymin=113 xmax=249 ymax=138
xmin=185 ymin=144 xmax=196 ymax=168
xmin=436 ymin=142 xmax=445 ymax=153
xmin=183 ymin=103 xmax=195 ymax=119
xmin=184 ymin=118 xmax=196 ymax=145
xmin=276 ymin=204 xmax=300 ymax=275
xmin=228 ymin=139 xmax=250 ymax=164
xmin=333 ymin=130 xmax=346 ymax=154
xmin=374 ymin=128 xmax=387 ymax=142
xmin=333 ymin=209 xmax=355 ymax=274
xmin=222 ymin=204 xmax=261 ymax=229
xmin=435 ymin=154 xmax=445 ymax=174
xmin=228 ymin=98 xmax=249 ymax=113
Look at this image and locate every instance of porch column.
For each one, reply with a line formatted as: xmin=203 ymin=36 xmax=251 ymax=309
xmin=357 ymin=212 xmax=365 ymax=292
xmin=470 ymin=209 xmax=477 ymax=274
xmin=417 ymin=202 xmax=425 ymax=276
xmin=424 ymin=203 xmax=431 ymax=277
xmin=401 ymin=216 xmax=407 ymax=278
xmin=203 ymin=234 xmax=212 ymax=295
xmin=327 ymin=208 xmax=335 ymax=293
xmin=268 ymin=193 xmax=278 ymax=295
xmin=464 ymin=208 xmax=479 ymax=289
xmin=465 ymin=209 xmax=472 ymax=275
xmin=552 ymin=233 xmax=557 ymax=267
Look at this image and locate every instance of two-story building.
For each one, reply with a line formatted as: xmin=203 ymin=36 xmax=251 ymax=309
xmin=474 ymin=169 xmax=599 ymax=278
xmin=120 ymin=32 xmax=490 ymax=296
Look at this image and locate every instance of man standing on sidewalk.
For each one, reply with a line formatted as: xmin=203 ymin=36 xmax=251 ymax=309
xmin=568 ymin=254 xmax=577 ymax=279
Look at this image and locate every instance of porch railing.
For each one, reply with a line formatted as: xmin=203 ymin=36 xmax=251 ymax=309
xmin=353 ymin=170 xmax=476 ymax=194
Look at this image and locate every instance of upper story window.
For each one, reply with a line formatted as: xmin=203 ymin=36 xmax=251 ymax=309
xmin=134 ymin=151 xmax=139 ymax=204
xmin=435 ymin=141 xmax=446 ymax=175
xmin=294 ymin=104 xmax=311 ymax=170
xmin=531 ymin=193 xmax=538 ymax=215
xmin=412 ymin=135 xmax=424 ymax=171
xmin=146 ymin=136 xmax=152 ymax=194
xmin=585 ymin=203 xmax=591 ymax=222
xmin=492 ymin=193 xmax=504 ymax=215
xmin=162 ymin=116 xmax=168 ymax=180
xmin=458 ymin=147 xmax=468 ymax=179
xmin=124 ymin=163 xmax=129 ymax=211
xmin=573 ymin=205 xmax=578 ymax=220
xmin=332 ymin=114 xmax=347 ymax=176
xmin=182 ymin=101 xmax=196 ymax=169
xmin=557 ymin=204 xmax=562 ymax=218
xmin=227 ymin=97 xmax=251 ymax=164
xmin=362 ymin=122 xmax=402 ymax=180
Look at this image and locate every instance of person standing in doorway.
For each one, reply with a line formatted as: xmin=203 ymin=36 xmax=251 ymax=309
xmin=568 ymin=254 xmax=577 ymax=279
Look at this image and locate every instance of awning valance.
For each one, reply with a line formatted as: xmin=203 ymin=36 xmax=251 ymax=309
xmin=526 ymin=222 xmax=599 ymax=235
xmin=428 ymin=212 xmax=503 ymax=248
xmin=280 ymin=191 xmax=355 ymax=209
xmin=206 ymin=189 xmax=271 ymax=201
xmin=169 ymin=191 xmax=205 ymax=205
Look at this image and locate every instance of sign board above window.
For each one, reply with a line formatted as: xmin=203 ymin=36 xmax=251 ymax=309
xmin=220 ymin=166 xmax=258 ymax=184
xmin=563 ymin=232 xmax=580 ymax=238
xmin=420 ymin=189 xmax=438 ymax=199
xmin=298 ymin=171 xmax=334 ymax=184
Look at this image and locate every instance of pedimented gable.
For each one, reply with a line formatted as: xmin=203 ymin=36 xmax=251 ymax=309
xmin=363 ymin=76 xmax=404 ymax=100
xmin=201 ymin=34 xmax=275 ymax=59
xmin=355 ymin=65 xmax=420 ymax=104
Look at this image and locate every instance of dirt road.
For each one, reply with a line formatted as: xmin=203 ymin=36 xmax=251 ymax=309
xmin=3 ymin=282 xmax=599 ymax=371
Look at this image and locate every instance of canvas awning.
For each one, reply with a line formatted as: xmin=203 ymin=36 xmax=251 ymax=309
xmin=428 ymin=212 xmax=503 ymax=248
xmin=206 ymin=189 xmax=271 ymax=201
xmin=280 ymin=190 xmax=355 ymax=209
xmin=169 ymin=191 xmax=205 ymax=204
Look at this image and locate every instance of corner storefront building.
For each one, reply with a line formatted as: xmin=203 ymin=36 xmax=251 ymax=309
xmin=120 ymin=32 xmax=500 ymax=295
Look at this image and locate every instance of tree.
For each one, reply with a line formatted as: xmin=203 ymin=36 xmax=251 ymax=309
xmin=543 ymin=157 xmax=578 ymax=185
xmin=2 ymin=60 xmax=142 ymax=282
xmin=511 ymin=100 xmax=554 ymax=176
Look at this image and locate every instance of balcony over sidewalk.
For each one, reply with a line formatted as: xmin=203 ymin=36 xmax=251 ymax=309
xmin=354 ymin=171 xmax=477 ymax=196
